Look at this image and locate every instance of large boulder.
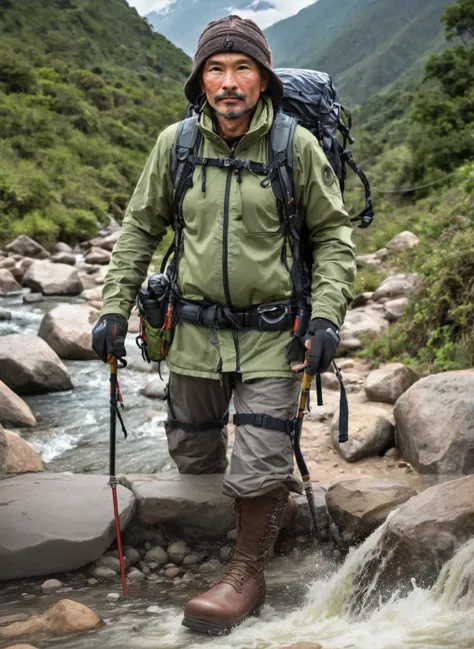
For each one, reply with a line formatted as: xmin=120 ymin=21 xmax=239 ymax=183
xmin=332 ymin=401 xmax=395 ymax=462
xmin=326 ymin=478 xmax=416 ymax=546
xmin=23 ymin=261 xmax=83 ymax=296
xmin=38 ymin=304 xmax=99 ymax=360
xmin=348 ymin=476 xmax=474 ymax=609
xmin=0 ymin=334 xmax=73 ymax=395
xmin=394 ymin=371 xmax=474 ymax=475
xmin=5 ymin=235 xmax=49 ymax=260
xmin=0 ymin=600 xmax=103 ymax=640
xmin=5 ymin=431 xmax=44 ymax=473
xmin=0 ymin=380 xmax=36 ymax=427
xmin=386 ymin=231 xmax=420 ymax=251
xmin=125 ymin=474 xmax=234 ymax=541
xmin=365 ymin=363 xmax=419 ymax=405
xmin=372 ymin=274 xmax=421 ymax=302
xmin=0 ymin=473 xmax=135 ymax=580
xmin=0 ymin=424 xmax=7 ymax=474
xmin=0 ymin=269 xmax=21 ymax=295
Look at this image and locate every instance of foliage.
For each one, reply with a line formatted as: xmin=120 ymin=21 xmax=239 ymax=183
xmin=0 ymin=0 xmax=190 ymax=247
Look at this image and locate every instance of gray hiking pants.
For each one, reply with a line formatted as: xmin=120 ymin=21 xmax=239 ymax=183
xmin=164 ymin=372 xmax=303 ymax=498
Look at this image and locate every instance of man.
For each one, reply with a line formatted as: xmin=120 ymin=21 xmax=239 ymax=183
xmin=92 ymin=15 xmax=355 ymax=635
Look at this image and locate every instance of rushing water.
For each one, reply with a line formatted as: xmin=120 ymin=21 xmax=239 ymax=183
xmin=1 ymin=524 xmax=474 ymax=649
xmin=0 ymin=293 xmax=171 ymax=474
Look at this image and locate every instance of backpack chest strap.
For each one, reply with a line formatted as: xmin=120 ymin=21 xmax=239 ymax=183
xmin=188 ymin=155 xmax=271 ymax=176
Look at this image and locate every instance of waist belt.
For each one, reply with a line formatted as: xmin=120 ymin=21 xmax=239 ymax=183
xmin=176 ymin=300 xmax=294 ymax=332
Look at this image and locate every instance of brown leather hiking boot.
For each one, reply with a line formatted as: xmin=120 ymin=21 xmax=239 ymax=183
xmin=182 ymin=485 xmax=288 ymax=635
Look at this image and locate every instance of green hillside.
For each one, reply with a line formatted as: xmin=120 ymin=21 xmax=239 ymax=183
xmin=266 ymin=0 xmax=452 ymax=104
xmin=0 ymin=0 xmax=190 ymax=246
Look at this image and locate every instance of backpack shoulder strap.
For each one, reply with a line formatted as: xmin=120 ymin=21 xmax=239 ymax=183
xmin=170 ymin=115 xmax=201 ymax=202
xmin=268 ymin=112 xmax=298 ymax=212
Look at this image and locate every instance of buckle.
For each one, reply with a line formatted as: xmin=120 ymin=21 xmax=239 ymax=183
xmin=257 ymin=303 xmax=290 ymax=325
xmin=224 ymin=158 xmax=232 ymax=167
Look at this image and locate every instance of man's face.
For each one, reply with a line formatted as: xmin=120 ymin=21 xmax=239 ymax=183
xmin=201 ymin=53 xmax=268 ymax=120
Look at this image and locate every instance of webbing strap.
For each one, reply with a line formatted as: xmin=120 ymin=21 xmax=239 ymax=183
xmin=188 ymin=155 xmax=271 ymax=175
xmin=233 ymin=413 xmax=296 ymax=435
xmin=167 ymin=412 xmax=229 ymax=433
xmin=343 ymin=151 xmax=374 ymax=229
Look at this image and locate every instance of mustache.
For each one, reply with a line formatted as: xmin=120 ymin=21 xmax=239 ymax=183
xmin=214 ymin=91 xmax=246 ymax=102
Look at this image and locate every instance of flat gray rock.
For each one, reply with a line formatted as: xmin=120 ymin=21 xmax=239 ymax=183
xmin=0 ymin=473 xmax=135 ymax=580
xmin=125 ymin=474 xmax=234 ymax=541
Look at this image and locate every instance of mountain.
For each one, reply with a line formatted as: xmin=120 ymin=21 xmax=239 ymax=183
xmin=265 ymin=0 xmax=452 ymax=104
xmin=146 ymin=0 xmax=277 ymax=55
xmin=0 ymin=0 xmax=191 ymax=245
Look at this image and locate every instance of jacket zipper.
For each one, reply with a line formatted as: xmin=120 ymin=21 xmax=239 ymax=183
xmin=222 ymin=149 xmax=241 ymax=373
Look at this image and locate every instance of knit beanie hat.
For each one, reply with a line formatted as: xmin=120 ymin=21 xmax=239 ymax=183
xmin=184 ymin=15 xmax=284 ymax=105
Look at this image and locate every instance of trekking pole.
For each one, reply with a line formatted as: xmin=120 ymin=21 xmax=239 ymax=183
xmin=293 ymin=370 xmax=324 ymax=543
xmin=108 ymin=356 xmax=128 ymax=597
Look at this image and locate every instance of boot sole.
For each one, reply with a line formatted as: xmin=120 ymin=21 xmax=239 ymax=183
xmin=182 ymin=596 xmax=266 ymax=636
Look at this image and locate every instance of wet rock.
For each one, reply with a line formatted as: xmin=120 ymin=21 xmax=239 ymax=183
xmin=0 ymin=334 xmax=73 ymax=395
xmin=394 ymin=371 xmax=474 ymax=475
xmin=331 ymin=402 xmax=394 ymax=462
xmin=106 ymin=592 xmax=121 ymax=602
xmin=0 ymin=380 xmax=37 ymax=428
xmin=41 ymin=579 xmax=62 ymax=592
xmin=92 ymin=566 xmax=118 ymax=579
xmin=350 ymin=476 xmax=474 ymax=610
xmin=146 ymin=573 xmax=159 ymax=582
xmin=128 ymin=474 xmax=234 ymax=541
xmin=293 ymin=484 xmax=329 ymax=539
xmin=123 ymin=546 xmax=140 ymax=566
xmin=127 ymin=568 xmax=145 ymax=581
xmin=23 ymin=261 xmax=83 ymax=296
xmin=96 ymin=555 xmax=125 ymax=573
xmin=199 ymin=559 xmax=221 ymax=573
xmin=55 ymin=242 xmax=73 ymax=254
xmin=386 ymin=231 xmax=420 ymax=251
xmin=144 ymin=546 xmax=169 ymax=565
xmin=84 ymin=247 xmax=111 ymax=265
xmin=87 ymin=578 xmax=99 ymax=586
xmin=22 ymin=293 xmax=43 ymax=304
xmin=365 ymin=363 xmax=419 ymax=405
xmin=167 ymin=541 xmax=189 ymax=564
xmin=0 ymin=599 xmax=103 ymax=640
xmin=0 ymin=473 xmax=135 ymax=580
xmin=165 ymin=567 xmax=181 ymax=578
xmin=38 ymin=304 xmax=99 ymax=361
xmin=50 ymin=252 xmax=76 ymax=265
xmin=142 ymin=377 xmax=167 ymax=399
xmin=182 ymin=554 xmax=203 ymax=567
xmin=372 ymin=273 xmax=421 ymax=302
xmin=5 ymin=431 xmax=44 ymax=474
xmin=383 ymin=297 xmax=409 ymax=322
xmin=0 ymin=269 xmax=21 ymax=295
xmin=5 ymin=236 xmax=49 ymax=259
xmin=227 ymin=528 xmax=238 ymax=542
xmin=326 ymin=478 xmax=416 ymax=545
xmin=220 ymin=545 xmax=233 ymax=563
xmin=0 ymin=308 xmax=12 ymax=321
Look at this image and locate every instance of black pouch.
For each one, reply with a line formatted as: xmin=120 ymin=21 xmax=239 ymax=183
xmin=136 ymin=273 xmax=173 ymax=363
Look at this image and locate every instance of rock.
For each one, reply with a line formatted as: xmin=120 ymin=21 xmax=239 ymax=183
xmin=41 ymin=579 xmax=62 ymax=592
xmin=372 ymin=273 xmax=421 ymax=302
xmin=374 ymin=247 xmax=389 ymax=261
xmin=55 ymin=242 xmax=73 ymax=254
xmin=0 ymin=269 xmax=21 ymax=295
xmin=144 ymin=546 xmax=169 ymax=565
xmin=365 ymin=363 xmax=419 ymax=405
xmin=81 ymin=286 xmax=103 ymax=302
xmin=320 ymin=372 xmax=340 ymax=391
xmin=38 ymin=304 xmax=99 ymax=360
xmin=5 ymin=236 xmax=49 ymax=260
xmin=384 ymin=447 xmax=400 ymax=459
xmin=85 ymin=248 xmax=111 ymax=265
xmin=349 ymin=476 xmax=474 ymax=609
xmin=356 ymin=253 xmax=381 ymax=269
xmin=106 ymin=592 xmax=121 ymax=602
xmin=23 ymin=261 xmax=83 ymax=296
xmin=127 ymin=474 xmax=234 ymax=541
xmin=0 ymin=380 xmax=37 ymax=428
xmin=5 ymin=432 xmax=44 ymax=474
xmin=99 ymin=231 xmax=120 ymax=251
xmin=164 ymin=567 xmax=181 ymax=578
xmin=326 ymin=478 xmax=416 ymax=544
xmin=338 ymin=337 xmax=362 ymax=352
xmin=167 ymin=541 xmax=189 ymax=564
xmin=220 ymin=545 xmax=233 ymax=563
xmin=142 ymin=377 xmax=167 ymax=399
xmin=0 ymin=257 xmax=16 ymax=269
xmin=127 ymin=569 xmax=145 ymax=581
xmin=0 ymin=474 xmax=135 ymax=580
xmin=87 ymin=578 xmax=99 ymax=585
xmin=0 ymin=334 xmax=73 ymax=395
xmin=227 ymin=528 xmax=238 ymax=542
xmin=383 ymin=297 xmax=409 ymax=322
xmin=0 ymin=425 xmax=7 ymax=474
xmin=339 ymin=308 xmax=388 ymax=351
xmin=22 ymin=293 xmax=43 ymax=304
xmin=92 ymin=567 xmax=117 ymax=579
xmin=123 ymin=546 xmax=140 ymax=566
xmin=50 ymin=252 xmax=76 ymax=265
xmin=332 ymin=402 xmax=395 ymax=462
xmin=386 ymin=231 xmax=420 ymax=251
xmin=182 ymin=554 xmax=203 ymax=567
xmin=0 ymin=308 xmax=12 ymax=321
xmin=0 ymin=599 xmax=104 ymax=640
xmin=293 ymin=484 xmax=329 ymax=539
xmin=394 ymin=371 xmax=474 ymax=474
xmin=351 ymin=292 xmax=373 ymax=308
xmin=199 ymin=559 xmax=221 ymax=573
xmin=96 ymin=555 xmax=122 ymax=573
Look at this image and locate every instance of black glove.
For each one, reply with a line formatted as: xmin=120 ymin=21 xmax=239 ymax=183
xmin=305 ymin=318 xmax=340 ymax=375
xmin=92 ymin=314 xmax=128 ymax=363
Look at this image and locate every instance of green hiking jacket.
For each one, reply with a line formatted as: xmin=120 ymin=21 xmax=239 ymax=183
xmin=101 ymin=97 xmax=356 ymax=381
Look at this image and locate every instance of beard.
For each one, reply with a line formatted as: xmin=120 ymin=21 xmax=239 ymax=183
xmin=213 ymin=90 xmax=257 ymax=120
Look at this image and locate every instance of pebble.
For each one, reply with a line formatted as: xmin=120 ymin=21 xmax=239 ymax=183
xmin=96 ymin=555 xmax=123 ymax=572
xmin=41 ymin=579 xmax=62 ymax=592
xmin=127 ymin=569 xmax=145 ymax=581
xmin=141 ymin=566 xmax=151 ymax=575
xmin=199 ymin=560 xmax=221 ymax=574
xmin=144 ymin=541 xmax=152 ymax=550
xmin=106 ymin=592 xmax=121 ymax=602
xmin=332 ymin=549 xmax=342 ymax=560
xmin=181 ymin=554 xmax=203 ymax=568
xmin=87 ymin=578 xmax=99 ymax=586
xmin=144 ymin=546 xmax=169 ymax=565
xmin=164 ymin=563 xmax=176 ymax=570
xmin=147 ymin=573 xmax=159 ymax=582
xmin=93 ymin=567 xmax=117 ymax=579
xmin=167 ymin=541 xmax=189 ymax=564
xmin=165 ymin=567 xmax=181 ymax=579
xmin=220 ymin=545 xmax=233 ymax=563
xmin=147 ymin=562 xmax=159 ymax=570
xmin=123 ymin=546 xmax=141 ymax=566
xmin=150 ymin=532 xmax=167 ymax=548
xmin=227 ymin=529 xmax=238 ymax=542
